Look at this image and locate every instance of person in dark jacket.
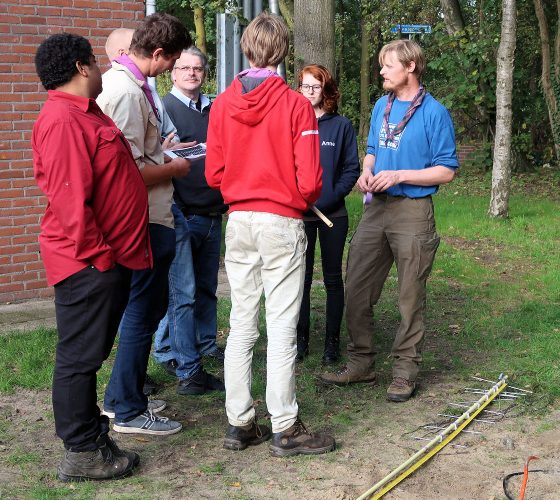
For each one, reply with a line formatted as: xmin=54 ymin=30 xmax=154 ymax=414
xmin=296 ymin=64 xmax=360 ymax=364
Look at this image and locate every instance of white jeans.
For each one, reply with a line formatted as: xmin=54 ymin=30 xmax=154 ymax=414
xmin=224 ymin=211 xmax=306 ymax=433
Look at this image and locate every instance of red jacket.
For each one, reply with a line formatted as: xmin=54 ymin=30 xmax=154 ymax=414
xmin=32 ymin=90 xmax=151 ymax=285
xmin=205 ymin=76 xmax=322 ymax=218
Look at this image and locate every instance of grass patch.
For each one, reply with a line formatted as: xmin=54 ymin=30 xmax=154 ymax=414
xmin=0 ymin=168 xmax=558 ymax=496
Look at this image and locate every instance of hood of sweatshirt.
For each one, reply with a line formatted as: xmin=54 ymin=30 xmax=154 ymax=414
xmin=224 ymin=76 xmax=290 ymax=127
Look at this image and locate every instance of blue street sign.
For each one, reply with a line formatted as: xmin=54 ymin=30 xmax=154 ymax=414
xmin=390 ymin=24 xmax=432 ymax=34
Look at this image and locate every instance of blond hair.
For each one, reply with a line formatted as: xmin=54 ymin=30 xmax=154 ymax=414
xmin=379 ymin=40 xmax=426 ymax=79
xmin=240 ymin=12 xmax=288 ymax=68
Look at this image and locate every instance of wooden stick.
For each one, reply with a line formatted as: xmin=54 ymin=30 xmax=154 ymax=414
xmin=311 ymin=205 xmax=333 ymax=227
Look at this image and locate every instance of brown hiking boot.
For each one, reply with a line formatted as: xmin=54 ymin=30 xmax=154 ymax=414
xmin=57 ymin=444 xmax=134 ymax=482
xmin=387 ymin=377 xmax=416 ymax=402
xmin=269 ymin=418 xmax=335 ymax=457
xmin=223 ymin=418 xmax=272 ymax=450
xmin=320 ymin=366 xmax=376 ymax=386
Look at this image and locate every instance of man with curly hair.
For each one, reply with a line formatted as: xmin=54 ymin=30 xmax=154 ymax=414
xmin=32 ymin=33 xmax=150 ymax=481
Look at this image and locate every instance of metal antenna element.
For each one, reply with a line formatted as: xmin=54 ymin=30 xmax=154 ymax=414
xmin=357 ymin=375 xmax=509 ymax=500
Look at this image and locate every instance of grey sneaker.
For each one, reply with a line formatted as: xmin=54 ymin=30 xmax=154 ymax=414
xmin=57 ymin=445 xmax=133 ymax=482
xmin=113 ymin=410 xmax=182 ymax=436
xmin=102 ymin=399 xmax=166 ymax=420
xmin=387 ymin=377 xmax=416 ymax=402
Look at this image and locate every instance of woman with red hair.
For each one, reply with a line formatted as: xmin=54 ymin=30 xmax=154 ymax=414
xmin=296 ymin=64 xmax=359 ymax=364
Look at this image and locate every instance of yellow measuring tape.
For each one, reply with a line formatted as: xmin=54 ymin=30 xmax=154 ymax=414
xmin=362 ymin=378 xmax=508 ymax=499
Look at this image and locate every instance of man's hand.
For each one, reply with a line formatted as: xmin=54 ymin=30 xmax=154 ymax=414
xmin=370 ymin=170 xmax=401 ymax=192
xmin=169 ymin=157 xmax=191 ymax=178
xmin=356 ymin=168 xmax=375 ymax=193
xmin=161 ymin=132 xmax=176 ymax=150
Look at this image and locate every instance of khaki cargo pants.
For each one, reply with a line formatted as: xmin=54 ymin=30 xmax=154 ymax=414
xmin=345 ymin=194 xmax=440 ymax=381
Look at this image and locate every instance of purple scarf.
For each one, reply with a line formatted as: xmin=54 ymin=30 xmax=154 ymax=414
xmin=114 ymin=54 xmax=160 ymax=121
xmin=383 ymin=85 xmax=426 ymax=145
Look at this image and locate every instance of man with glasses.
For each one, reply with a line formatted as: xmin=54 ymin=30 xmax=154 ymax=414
xmin=153 ymin=47 xmax=227 ymax=396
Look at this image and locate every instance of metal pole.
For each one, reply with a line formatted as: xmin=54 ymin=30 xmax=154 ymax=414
xmin=267 ymin=0 xmax=286 ymax=79
xmin=242 ymin=0 xmax=252 ymax=69
xmin=145 ymin=0 xmax=156 ymax=88
xmin=233 ymin=16 xmax=241 ymax=75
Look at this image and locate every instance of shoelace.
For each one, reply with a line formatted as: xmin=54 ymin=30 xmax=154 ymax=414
xmin=145 ymin=409 xmax=169 ymax=423
xmin=254 ymin=421 xmax=262 ymax=438
xmin=392 ymin=377 xmax=410 ymax=388
xmin=292 ymin=418 xmax=311 ymax=437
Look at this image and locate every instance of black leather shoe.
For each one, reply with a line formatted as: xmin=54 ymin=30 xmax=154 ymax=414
xmin=142 ymin=375 xmax=158 ymax=396
xmin=205 ymin=347 xmax=225 ymax=363
xmin=223 ymin=418 xmax=272 ymax=450
xmin=177 ymin=368 xmax=225 ymax=395
xmin=161 ymin=359 xmax=178 ymax=377
xmin=321 ymin=352 xmax=339 ymax=365
xmin=295 ymin=349 xmax=308 ymax=363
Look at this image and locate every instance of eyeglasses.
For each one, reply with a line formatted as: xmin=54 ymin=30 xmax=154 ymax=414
xmin=174 ymin=65 xmax=204 ymax=73
xmin=300 ymin=84 xmax=322 ymax=93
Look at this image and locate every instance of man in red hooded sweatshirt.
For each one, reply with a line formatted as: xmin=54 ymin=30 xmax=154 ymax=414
xmin=205 ymin=12 xmax=335 ymax=457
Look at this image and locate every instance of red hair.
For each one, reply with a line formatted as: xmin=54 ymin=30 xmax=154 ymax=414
xmin=297 ymin=64 xmax=340 ymax=114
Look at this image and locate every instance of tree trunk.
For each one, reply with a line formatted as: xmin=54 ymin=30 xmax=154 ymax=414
xmin=335 ymin=0 xmax=344 ymax=86
xmin=440 ymin=0 xmax=465 ymax=34
xmin=489 ymin=0 xmax=516 ymax=218
xmin=358 ymin=15 xmax=371 ymax=142
xmin=193 ymin=6 xmax=207 ymax=54
xmin=279 ymin=0 xmax=294 ymax=31
xmin=293 ymin=0 xmax=335 ymax=75
xmin=533 ymin=0 xmax=560 ymax=162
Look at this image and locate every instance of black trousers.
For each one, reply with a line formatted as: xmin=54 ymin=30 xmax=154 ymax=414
xmin=52 ymin=264 xmax=131 ymax=451
xmin=297 ymin=215 xmax=349 ymax=345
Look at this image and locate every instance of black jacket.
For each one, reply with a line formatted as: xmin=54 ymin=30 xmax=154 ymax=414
xmin=307 ymin=113 xmax=359 ymax=216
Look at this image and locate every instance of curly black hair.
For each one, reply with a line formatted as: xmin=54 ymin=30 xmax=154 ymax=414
xmin=35 ymin=33 xmax=93 ymax=90
xmin=130 ymin=13 xmax=191 ymax=58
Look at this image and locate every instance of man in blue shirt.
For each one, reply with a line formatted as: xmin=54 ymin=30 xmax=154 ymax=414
xmin=321 ymin=40 xmax=458 ymax=402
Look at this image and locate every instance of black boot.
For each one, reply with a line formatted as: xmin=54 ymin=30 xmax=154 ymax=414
xmin=322 ymin=330 xmax=340 ymax=365
xmin=296 ymin=325 xmax=309 ymax=362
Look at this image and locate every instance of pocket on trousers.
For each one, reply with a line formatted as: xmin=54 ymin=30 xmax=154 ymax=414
xmin=416 ymin=235 xmax=440 ymax=281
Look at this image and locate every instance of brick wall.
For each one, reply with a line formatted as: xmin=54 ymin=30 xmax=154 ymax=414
xmin=457 ymin=143 xmax=478 ymax=165
xmin=0 ymin=0 xmax=145 ymax=303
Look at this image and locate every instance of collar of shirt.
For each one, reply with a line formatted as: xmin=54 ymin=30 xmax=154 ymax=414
xmin=114 ymin=54 xmax=147 ymax=86
xmin=47 ymin=89 xmax=99 ymax=113
xmin=170 ymin=86 xmax=210 ymax=112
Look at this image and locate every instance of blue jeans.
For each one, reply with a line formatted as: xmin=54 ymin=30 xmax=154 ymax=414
xmin=153 ymin=205 xmax=222 ymax=380
xmin=104 ymin=223 xmax=175 ymax=422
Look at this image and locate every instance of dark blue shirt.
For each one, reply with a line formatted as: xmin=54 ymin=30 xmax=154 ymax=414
xmin=308 ymin=112 xmax=359 ymax=216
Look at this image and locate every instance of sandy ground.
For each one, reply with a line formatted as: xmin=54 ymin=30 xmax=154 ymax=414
xmin=1 ymin=375 xmax=559 ymax=499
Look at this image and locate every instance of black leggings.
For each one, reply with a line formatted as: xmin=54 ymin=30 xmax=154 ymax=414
xmin=297 ymin=215 xmax=349 ymax=342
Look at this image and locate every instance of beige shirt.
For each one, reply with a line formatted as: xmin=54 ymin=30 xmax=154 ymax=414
xmin=97 ymin=62 xmax=174 ymax=228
